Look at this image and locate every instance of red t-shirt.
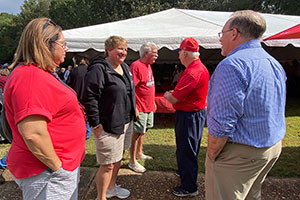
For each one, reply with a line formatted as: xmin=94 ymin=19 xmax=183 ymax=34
xmin=130 ymin=59 xmax=155 ymax=112
xmin=172 ymin=59 xmax=209 ymax=111
xmin=4 ymin=64 xmax=86 ymax=179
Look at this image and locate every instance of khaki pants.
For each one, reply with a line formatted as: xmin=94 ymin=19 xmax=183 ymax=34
xmin=205 ymin=141 xmax=282 ymax=200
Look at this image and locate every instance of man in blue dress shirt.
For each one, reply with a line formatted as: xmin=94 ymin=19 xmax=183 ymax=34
xmin=205 ymin=10 xmax=286 ymax=200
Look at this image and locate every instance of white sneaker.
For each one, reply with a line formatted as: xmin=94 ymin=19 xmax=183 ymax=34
xmin=128 ymin=161 xmax=146 ymax=173
xmin=106 ymin=184 xmax=130 ymax=199
xmin=136 ymin=154 xmax=153 ymax=160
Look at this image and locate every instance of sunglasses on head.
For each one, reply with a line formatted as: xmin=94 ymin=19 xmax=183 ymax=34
xmin=43 ymin=18 xmax=57 ymax=31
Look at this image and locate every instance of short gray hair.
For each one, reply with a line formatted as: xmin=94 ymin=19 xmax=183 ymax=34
xmin=229 ymin=10 xmax=266 ymax=39
xmin=183 ymin=50 xmax=200 ymax=57
xmin=139 ymin=42 xmax=157 ymax=58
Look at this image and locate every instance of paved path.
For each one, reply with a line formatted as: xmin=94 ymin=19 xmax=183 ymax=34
xmin=0 ymin=167 xmax=299 ymax=200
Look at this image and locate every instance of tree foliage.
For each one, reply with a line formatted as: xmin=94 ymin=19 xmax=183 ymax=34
xmin=0 ymin=13 xmax=18 ymax=62
xmin=0 ymin=0 xmax=51 ymax=62
xmin=266 ymin=0 xmax=300 ymax=15
xmin=0 ymin=0 xmax=299 ymax=62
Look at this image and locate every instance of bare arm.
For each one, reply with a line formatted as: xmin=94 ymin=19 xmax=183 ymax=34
xmin=18 ymin=115 xmax=61 ymax=171
xmin=164 ymin=91 xmax=180 ymax=104
xmin=207 ymin=134 xmax=228 ymax=161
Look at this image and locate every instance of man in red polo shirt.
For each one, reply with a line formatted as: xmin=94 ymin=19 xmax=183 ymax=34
xmin=164 ymin=37 xmax=209 ymax=197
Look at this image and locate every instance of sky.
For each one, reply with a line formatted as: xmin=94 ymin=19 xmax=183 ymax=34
xmin=0 ymin=0 xmax=24 ymax=15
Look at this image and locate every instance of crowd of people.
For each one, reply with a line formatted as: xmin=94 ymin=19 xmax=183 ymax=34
xmin=0 ymin=9 xmax=287 ymax=200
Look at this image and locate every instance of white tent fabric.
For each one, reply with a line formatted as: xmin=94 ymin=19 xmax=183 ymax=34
xmin=63 ymin=8 xmax=300 ymax=53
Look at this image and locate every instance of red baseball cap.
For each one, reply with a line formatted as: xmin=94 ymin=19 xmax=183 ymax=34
xmin=178 ymin=37 xmax=199 ymax=52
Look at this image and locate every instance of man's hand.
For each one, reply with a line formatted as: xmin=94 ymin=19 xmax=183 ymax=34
xmin=207 ymin=134 xmax=228 ymax=161
xmin=164 ymin=91 xmax=180 ymax=104
xmin=135 ymin=108 xmax=140 ymax=120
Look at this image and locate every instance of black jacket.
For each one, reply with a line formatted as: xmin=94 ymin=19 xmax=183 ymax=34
xmin=82 ymin=57 xmax=136 ymax=134
xmin=66 ymin=64 xmax=88 ymax=102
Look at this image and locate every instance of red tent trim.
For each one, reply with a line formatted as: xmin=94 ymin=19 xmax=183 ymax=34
xmin=263 ymin=24 xmax=300 ymax=41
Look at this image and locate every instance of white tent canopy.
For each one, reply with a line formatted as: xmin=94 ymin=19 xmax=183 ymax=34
xmin=63 ymin=8 xmax=300 ymax=54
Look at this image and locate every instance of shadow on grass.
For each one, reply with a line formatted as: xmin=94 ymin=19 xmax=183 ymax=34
xmin=81 ymin=143 xmax=207 ymax=173
xmin=153 ymin=113 xmax=175 ymax=129
xmin=141 ymin=144 xmax=207 ymax=173
xmin=81 ymin=144 xmax=299 ymax=177
xmin=285 ymin=96 xmax=300 ymax=117
xmin=81 ymin=153 xmax=98 ymax=167
xmin=268 ymin=146 xmax=300 ymax=177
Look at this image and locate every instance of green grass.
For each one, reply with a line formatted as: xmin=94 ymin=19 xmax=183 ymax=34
xmin=1 ymin=98 xmax=299 ymax=177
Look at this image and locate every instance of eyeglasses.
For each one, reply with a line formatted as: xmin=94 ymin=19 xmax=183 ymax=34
xmin=218 ymin=29 xmax=233 ymax=38
xmin=54 ymin=41 xmax=68 ymax=50
xmin=43 ymin=18 xmax=57 ymax=31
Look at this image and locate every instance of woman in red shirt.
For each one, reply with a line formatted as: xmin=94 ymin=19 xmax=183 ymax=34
xmin=4 ymin=18 xmax=86 ymax=200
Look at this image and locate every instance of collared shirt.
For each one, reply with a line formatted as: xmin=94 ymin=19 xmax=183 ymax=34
xmin=172 ymin=59 xmax=209 ymax=111
xmin=207 ymin=40 xmax=286 ymax=147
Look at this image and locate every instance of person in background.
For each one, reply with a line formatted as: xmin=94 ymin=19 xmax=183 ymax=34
xmin=205 ymin=10 xmax=286 ymax=200
xmin=0 ymin=152 xmax=7 ymax=184
xmin=0 ymin=68 xmax=9 ymax=89
xmin=0 ymin=67 xmax=9 ymax=143
xmin=67 ymin=57 xmax=89 ymax=101
xmin=64 ymin=65 xmax=72 ymax=82
xmin=164 ymin=37 xmax=209 ymax=197
xmin=57 ymin=67 xmax=66 ymax=81
xmin=67 ymin=57 xmax=91 ymax=139
xmin=4 ymin=18 xmax=86 ymax=200
xmin=0 ymin=67 xmax=10 ymax=184
xmin=171 ymin=64 xmax=185 ymax=86
xmin=128 ymin=42 xmax=158 ymax=173
xmin=82 ymin=36 xmax=136 ymax=200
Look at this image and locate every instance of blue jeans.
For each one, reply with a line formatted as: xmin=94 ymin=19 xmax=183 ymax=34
xmin=0 ymin=152 xmax=8 ymax=168
xmin=175 ymin=109 xmax=206 ymax=192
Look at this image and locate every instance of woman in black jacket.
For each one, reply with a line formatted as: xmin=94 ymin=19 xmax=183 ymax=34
xmin=82 ymin=36 xmax=136 ymax=200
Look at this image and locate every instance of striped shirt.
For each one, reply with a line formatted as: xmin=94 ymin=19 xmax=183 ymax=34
xmin=207 ymin=40 xmax=286 ymax=147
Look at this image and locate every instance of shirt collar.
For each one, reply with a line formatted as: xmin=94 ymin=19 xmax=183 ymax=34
xmin=228 ymin=39 xmax=262 ymax=57
xmin=186 ymin=58 xmax=201 ymax=68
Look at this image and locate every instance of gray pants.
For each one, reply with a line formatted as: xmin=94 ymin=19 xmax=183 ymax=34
xmin=13 ymin=166 xmax=80 ymax=200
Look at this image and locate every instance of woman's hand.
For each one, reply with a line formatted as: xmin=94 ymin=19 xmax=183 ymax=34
xmin=17 ymin=115 xmax=61 ymax=171
xmin=93 ymin=124 xmax=103 ymax=138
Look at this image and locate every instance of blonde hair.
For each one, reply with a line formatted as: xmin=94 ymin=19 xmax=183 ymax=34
xmin=104 ymin=36 xmax=127 ymax=56
xmin=9 ymin=18 xmax=62 ymax=72
xmin=79 ymin=57 xmax=89 ymax=66
xmin=230 ymin=10 xmax=266 ymax=39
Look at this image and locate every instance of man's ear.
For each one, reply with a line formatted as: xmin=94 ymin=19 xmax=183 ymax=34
xmin=231 ymin=27 xmax=239 ymax=41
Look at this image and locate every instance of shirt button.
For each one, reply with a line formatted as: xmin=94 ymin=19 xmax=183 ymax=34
xmin=251 ymin=159 xmax=255 ymax=163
